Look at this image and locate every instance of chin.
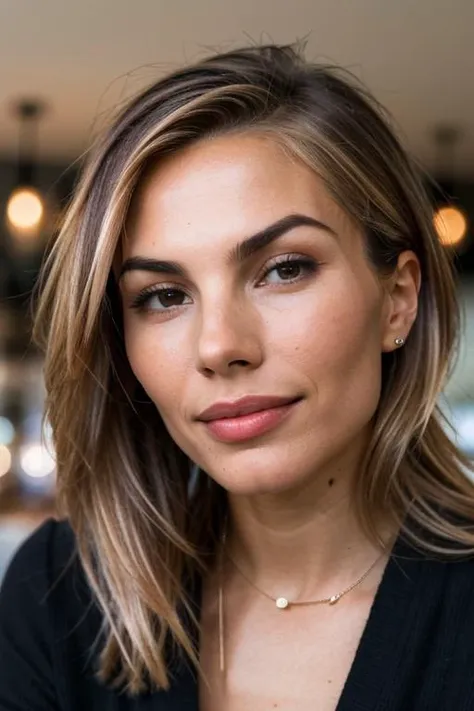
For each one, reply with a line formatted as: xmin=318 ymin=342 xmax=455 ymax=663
xmin=220 ymin=476 xmax=296 ymax=497
xmin=206 ymin=455 xmax=309 ymax=497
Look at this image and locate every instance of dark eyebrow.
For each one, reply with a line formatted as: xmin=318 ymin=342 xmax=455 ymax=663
xmin=119 ymin=257 xmax=186 ymax=281
xmin=229 ymin=213 xmax=336 ymax=263
xmin=118 ymin=213 xmax=336 ymax=281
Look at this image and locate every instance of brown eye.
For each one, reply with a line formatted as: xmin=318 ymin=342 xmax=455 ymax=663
xmin=259 ymin=257 xmax=318 ymax=286
xmin=157 ymin=289 xmax=187 ymax=307
xmin=275 ymin=263 xmax=302 ymax=280
xmin=130 ymin=286 xmax=192 ymax=312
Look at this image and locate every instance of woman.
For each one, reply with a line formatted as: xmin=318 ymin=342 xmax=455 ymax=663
xmin=1 ymin=43 xmax=474 ymax=711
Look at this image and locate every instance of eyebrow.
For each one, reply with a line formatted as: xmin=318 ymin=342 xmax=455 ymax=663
xmin=118 ymin=213 xmax=336 ymax=281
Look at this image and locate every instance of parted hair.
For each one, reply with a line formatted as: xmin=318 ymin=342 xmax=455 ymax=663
xmin=35 ymin=43 xmax=474 ymax=693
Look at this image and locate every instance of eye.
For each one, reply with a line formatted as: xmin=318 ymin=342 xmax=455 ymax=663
xmin=258 ymin=256 xmax=318 ymax=286
xmin=130 ymin=286 xmax=192 ymax=312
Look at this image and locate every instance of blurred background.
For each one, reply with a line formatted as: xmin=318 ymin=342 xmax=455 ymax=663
xmin=1 ymin=0 xmax=474 ymax=578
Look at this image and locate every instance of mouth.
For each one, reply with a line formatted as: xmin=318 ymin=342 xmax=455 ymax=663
xmin=197 ymin=395 xmax=303 ymax=443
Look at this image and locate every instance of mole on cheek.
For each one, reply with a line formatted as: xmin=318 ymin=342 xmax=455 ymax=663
xmin=328 ymin=478 xmax=335 ymax=487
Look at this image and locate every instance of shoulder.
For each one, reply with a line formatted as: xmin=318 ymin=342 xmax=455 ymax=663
xmin=388 ymin=532 xmax=474 ymax=619
xmin=0 ymin=519 xmax=97 ymax=708
xmin=1 ymin=517 xmax=77 ymax=601
xmin=3 ymin=516 xmax=75 ymax=568
xmin=443 ymin=551 xmax=474 ymax=593
xmin=0 ymin=516 xmax=100 ymax=657
xmin=0 ymin=517 xmax=96 ymax=642
xmin=400 ymin=539 xmax=474 ymax=612
xmin=0 ymin=516 xmax=100 ymax=635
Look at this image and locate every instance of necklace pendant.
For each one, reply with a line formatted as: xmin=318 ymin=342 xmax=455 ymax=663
xmin=276 ymin=597 xmax=289 ymax=609
xmin=329 ymin=593 xmax=342 ymax=605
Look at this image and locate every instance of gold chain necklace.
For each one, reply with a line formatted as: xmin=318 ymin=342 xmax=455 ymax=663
xmin=217 ymin=521 xmax=386 ymax=673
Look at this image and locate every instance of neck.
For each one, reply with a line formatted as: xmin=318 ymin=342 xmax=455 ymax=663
xmin=225 ymin=468 xmax=396 ymax=602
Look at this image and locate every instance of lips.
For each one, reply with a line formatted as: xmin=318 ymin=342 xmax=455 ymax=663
xmin=197 ymin=395 xmax=302 ymax=443
xmin=197 ymin=395 xmax=301 ymax=422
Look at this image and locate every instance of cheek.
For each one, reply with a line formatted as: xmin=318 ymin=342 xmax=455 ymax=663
xmin=123 ymin=320 xmax=189 ymax=416
xmin=270 ymin=279 xmax=383 ymax=412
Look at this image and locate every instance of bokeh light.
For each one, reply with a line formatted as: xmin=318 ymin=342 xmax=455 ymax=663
xmin=0 ymin=417 xmax=15 ymax=446
xmin=19 ymin=443 xmax=56 ymax=479
xmin=433 ymin=205 xmax=468 ymax=247
xmin=6 ymin=187 xmax=44 ymax=231
xmin=0 ymin=445 xmax=12 ymax=478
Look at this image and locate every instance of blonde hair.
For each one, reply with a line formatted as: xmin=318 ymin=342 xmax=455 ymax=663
xmin=35 ymin=44 xmax=474 ymax=693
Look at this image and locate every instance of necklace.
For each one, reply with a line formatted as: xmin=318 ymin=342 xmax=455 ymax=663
xmin=217 ymin=520 xmax=386 ymax=673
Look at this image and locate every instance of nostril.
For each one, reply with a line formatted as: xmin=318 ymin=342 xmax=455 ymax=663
xmin=200 ymin=359 xmax=251 ymax=378
xmin=229 ymin=359 xmax=251 ymax=368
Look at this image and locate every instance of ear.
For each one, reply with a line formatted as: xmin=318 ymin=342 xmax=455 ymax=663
xmin=381 ymin=250 xmax=421 ymax=353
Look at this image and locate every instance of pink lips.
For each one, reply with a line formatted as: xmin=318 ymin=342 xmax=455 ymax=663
xmin=197 ymin=395 xmax=301 ymax=443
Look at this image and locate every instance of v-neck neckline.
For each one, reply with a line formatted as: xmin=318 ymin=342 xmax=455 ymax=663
xmin=335 ymin=533 xmax=425 ymax=710
xmin=169 ymin=532 xmax=426 ymax=711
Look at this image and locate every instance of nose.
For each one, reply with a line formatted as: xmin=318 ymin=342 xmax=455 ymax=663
xmin=196 ymin=296 xmax=264 ymax=377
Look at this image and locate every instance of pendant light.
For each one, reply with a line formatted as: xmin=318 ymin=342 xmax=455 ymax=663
xmin=5 ymin=100 xmax=46 ymax=243
xmin=432 ymin=126 xmax=469 ymax=248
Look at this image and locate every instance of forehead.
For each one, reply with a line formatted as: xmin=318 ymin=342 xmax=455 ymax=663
xmin=124 ymin=133 xmax=349 ymax=256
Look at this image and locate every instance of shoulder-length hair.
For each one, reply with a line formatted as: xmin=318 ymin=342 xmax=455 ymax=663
xmin=35 ymin=44 xmax=474 ymax=693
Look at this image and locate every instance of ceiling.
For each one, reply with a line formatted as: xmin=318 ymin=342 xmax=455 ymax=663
xmin=1 ymin=0 xmax=474 ymax=176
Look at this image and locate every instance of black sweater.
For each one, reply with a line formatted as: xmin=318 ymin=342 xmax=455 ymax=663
xmin=1 ymin=518 xmax=474 ymax=710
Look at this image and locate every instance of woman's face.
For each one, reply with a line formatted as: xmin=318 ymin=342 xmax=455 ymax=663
xmin=120 ymin=133 xmax=416 ymax=495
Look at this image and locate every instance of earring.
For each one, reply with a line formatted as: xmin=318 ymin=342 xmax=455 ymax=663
xmin=394 ymin=337 xmax=405 ymax=347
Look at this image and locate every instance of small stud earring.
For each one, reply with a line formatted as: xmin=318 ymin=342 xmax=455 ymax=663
xmin=394 ymin=337 xmax=405 ymax=347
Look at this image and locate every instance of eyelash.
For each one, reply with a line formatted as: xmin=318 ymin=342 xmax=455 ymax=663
xmin=129 ymin=254 xmax=320 ymax=312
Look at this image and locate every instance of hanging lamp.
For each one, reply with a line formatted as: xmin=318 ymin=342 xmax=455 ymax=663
xmin=432 ymin=126 xmax=469 ymax=248
xmin=5 ymin=100 xmax=46 ymax=242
